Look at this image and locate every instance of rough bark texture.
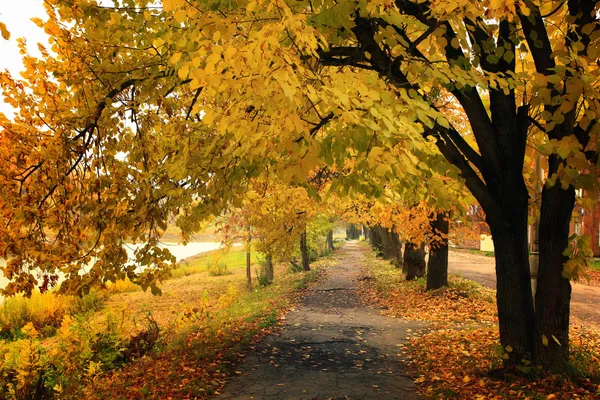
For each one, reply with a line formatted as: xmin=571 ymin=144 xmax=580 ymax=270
xmin=404 ymin=242 xmax=426 ymax=281
xmin=300 ymin=230 xmax=311 ymax=271
xmin=426 ymin=213 xmax=449 ymax=290
xmin=534 ymin=169 xmax=575 ymax=368
xmin=326 ymin=230 xmax=334 ymax=252
xmin=265 ymin=254 xmax=274 ymax=282
xmin=489 ymin=216 xmax=535 ymax=367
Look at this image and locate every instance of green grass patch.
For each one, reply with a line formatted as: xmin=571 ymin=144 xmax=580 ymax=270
xmin=468 ymin=249 xmax=495 ymax=257
xmin=170 ymin=246 xmax=256 ymax=279
xmin=590 ymin=260 xmax=600 ymax=272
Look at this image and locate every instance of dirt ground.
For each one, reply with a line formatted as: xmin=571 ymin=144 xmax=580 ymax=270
xmin=217 ymin=242 xmax=425 ymax=400
xmin=449 ymin=250 xmax=600 ymax=327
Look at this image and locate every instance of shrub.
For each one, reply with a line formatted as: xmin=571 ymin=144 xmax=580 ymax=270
xmin=256 ymin=268 xmax=272 ymax=287
xmin=0 ymin=290 xmax=105 ymax=341
xmin=208 ymin=261 xmax=230 ymax=276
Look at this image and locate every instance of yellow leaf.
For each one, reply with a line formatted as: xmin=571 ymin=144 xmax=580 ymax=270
xmin=463 ymin=375 xmax=471 ymax=383
xmin=169 ymin=52 xmax=182 ymax=65
xmin=178 ymin=64 xmax=189 ymax=79
xmin=551 ymin=335 xmax=561 ymax=346
xmin=542 ymin=335 xmax=549 ymax=346
xmin=0 ymin=22 xmax=10 ymax=40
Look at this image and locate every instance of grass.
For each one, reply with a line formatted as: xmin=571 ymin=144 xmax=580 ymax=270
xmin=468 ymin=249 xmax=495 ymax=257
xmin=590 ymin=260 xmax=600 ymax=272
xmin=0 ymin=242 xmax=332 ymax=399
xmin=79 ymin=255 xmax=329 ymax=399
xmin=357 ymin=246 xmax=497 ymax=325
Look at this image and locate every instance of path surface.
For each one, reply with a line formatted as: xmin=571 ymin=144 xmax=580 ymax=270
xmin=218 ymin=242 xmax=424 ymax=400
xmin=449 ymin=250 xmax=600 ymax=326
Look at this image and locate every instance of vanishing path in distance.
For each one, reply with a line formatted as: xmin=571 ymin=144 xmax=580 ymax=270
xmin=218 ymin=242 xmax=424 ymax=400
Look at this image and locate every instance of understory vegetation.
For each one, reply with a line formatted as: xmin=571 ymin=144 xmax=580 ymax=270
xmin=0 ymin=246 xmax=329 ymax=399
xmin=357 ymin=244 xmax=600 ymax=399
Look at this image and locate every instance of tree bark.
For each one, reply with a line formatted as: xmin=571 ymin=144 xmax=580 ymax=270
xmin=300 ymin=230 xmax=310 ymax=271
xmin=382 ymin=227 xmax=402 ymax=268
xmin=246 ymin=235 xmax=252 ymax=291
xmin=404 ymin=242 xmax=426 ymax=280
xmin=265 ymin=254 xmax=274 ymax=282
xmin=488 ymin=216 xmax=535 ymax=367
xmin=370 ymin=225 xmax=384 ymax=255
xmin=534 ymin=172 xmax=575 ymax=369
xmin=326 ymin=229 xmax=334 ymax=252
xmin=427 ymin=212 xmax=449 ymax=290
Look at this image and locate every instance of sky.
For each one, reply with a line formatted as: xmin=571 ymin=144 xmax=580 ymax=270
xmin=0 ymin=0 xmax=49 ymax=116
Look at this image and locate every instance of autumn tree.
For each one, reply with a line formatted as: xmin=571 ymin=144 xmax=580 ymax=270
xmin=2 ymin=0 xmax=599 ymax=371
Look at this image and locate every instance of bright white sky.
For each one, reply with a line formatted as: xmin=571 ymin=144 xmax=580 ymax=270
xmin=0 ymin=0 xmax=49 ymax=116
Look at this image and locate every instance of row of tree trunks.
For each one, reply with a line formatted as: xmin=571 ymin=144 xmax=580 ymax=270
xmin=346 ymin=224 xmax=361 ymax=239
xmin=426 ymin=212 xmax=449 ymax=290
xmin=381 ymin=226 xmax=403 ymax=268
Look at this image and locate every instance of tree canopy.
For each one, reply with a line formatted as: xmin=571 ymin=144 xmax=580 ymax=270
xmin=1 ymin=0 xmax=599 ymax=370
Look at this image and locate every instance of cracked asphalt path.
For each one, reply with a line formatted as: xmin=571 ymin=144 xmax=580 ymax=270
xmin=217 ymin=242 xmax=424 ymax=400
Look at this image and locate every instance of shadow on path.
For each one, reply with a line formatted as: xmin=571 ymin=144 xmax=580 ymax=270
xmin=217 ymin=242 xmax=424 ymax=400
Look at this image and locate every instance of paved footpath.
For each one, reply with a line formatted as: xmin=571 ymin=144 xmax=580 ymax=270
xmin=218 ymin=242 xmax=424 ymax=400
xmin=448 ymin=250 xmax=600 ymax=327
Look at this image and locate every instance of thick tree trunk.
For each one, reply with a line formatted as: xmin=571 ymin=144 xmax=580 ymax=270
xmin=534 ymin=175 xmax=574 ymax=369
xmin=326 ymin=229 xmax=334 ymax=252
xmin=300 ymin=230 xmax=310 ymax=271
xmin=404 ymin=242 xmax=426 ymax=280
xmin=489 ymin=217 xmax=535 ymax=367
xmin=427 ymin=212 xmax=449 ymax=290
xmin=362 ymin=225 xmax=368 ymax=241
xmin=265 ymin=254 xmax=274 ymax=282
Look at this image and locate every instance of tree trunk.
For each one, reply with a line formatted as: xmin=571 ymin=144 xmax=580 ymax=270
xmin=326 ymin=229 xmax=334 ymax=252
xmin=427 ymin=212 xmax=449 ymax=290
xmin=534 ymin=174 xmax=574 ymax=369
xmin=489 ymin=217 xmax=535 ymax=368
xmin=404 ymin=242 xmax=426 ymax=280
xmin=362 ymin=225 xmax=368 ymax=241
xmin=300 ymin=230 xmax=310 ymax=271
xmin=370 ymin=225 xmax=384 ymax=255
xmin=346 ymin=224 xmax=359 ymax=240
xmin=246 ymin=236 xmax=252 ymax=291
xmin=383 ymin=227 xmax=402 ymax=268
xmin=265 ymin=254 xmax=274 ymax=282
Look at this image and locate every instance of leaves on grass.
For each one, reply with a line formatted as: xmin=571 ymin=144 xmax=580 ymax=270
xmin=358 ymin=248 xmax=600 ymax=400
xmin=406 ymin=325 xmax=600 ymax=399
xmin=357 ymin=252 xmax=497 ymax=326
